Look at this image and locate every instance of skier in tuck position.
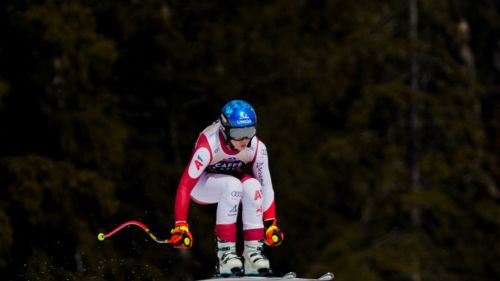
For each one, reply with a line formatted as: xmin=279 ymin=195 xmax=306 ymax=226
xmin=168 ymin=99 xmax=284 ymax=276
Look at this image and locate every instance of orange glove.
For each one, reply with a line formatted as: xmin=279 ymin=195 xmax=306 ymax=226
xmin=264 ymin=219 xmax=284 ymax=246
xmin=169 ymin=222 xmax=193 ymax=248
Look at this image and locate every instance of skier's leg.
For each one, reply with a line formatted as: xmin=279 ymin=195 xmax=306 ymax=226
xmin=191 ymin=173 xmax=243 ymax=275
xmin=241 ymin=175 xmax=270 ymax=276
xmin=241 ymin=176 xmax=265 ymax=234
xmin=191 ymin=173 xmax=243 ymax=230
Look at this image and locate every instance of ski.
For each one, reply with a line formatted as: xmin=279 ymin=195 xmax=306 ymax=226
xmin=198 ymin=271 xmax=334 ymax=280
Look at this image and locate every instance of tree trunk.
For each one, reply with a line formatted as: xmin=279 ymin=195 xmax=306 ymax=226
xmin=409 ymin=0 xmax=421 ymax=281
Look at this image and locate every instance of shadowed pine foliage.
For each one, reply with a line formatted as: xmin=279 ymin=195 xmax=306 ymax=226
xmin=0 ymin=1 xmax=499 ymax=280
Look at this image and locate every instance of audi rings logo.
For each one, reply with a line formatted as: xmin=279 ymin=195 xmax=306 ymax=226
xmin=231 ymin=191 xmax=243 ymax=198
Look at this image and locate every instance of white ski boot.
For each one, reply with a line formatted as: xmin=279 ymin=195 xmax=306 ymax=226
xmin=216 ymin=239 xmax=243 ymax=276
xmin=243 ymin=240 xmax=271 ymax=276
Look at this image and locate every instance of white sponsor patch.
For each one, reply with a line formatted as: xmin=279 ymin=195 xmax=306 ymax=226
xmin=236 ymin=118 xmax=252 ymax=125
xmin=188 ymin=147 xmax=210 ymax=178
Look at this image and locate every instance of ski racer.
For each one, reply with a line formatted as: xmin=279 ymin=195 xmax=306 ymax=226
xmin=169 ymin=100 xmax=284 ymax=276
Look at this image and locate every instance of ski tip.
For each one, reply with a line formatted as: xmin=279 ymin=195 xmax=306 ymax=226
xmin=282 ymin=272 xmax=297 ymax=279
xmin=97 ymin=233 xmax=105 ymax=241
xmin=318 ymin=272 xmax=334 ymax=280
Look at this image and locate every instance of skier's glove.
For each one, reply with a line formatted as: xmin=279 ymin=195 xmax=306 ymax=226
xmin=264 ymin=219 xmax=284 ymax=247
xmin=169 ymin=222 xmax=193 ymax=248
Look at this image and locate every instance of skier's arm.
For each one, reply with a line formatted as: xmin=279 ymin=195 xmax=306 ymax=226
xmin=252 ymin=140 xmax=284 ymax=247
xmin=174 ymin=134 xmax=212 ymax=224
xmin=252 ymin=140 xmax=275 ymax=221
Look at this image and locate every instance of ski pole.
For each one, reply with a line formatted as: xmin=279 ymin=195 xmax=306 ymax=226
xmin=97 ymin=220 xmax=171 ymax=244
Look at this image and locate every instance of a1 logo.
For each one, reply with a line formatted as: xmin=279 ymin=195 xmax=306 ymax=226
xmin=254 ymin=190 xmax=262 ymax=200
xmin=188 ymin=147 xmax=210 ymax=178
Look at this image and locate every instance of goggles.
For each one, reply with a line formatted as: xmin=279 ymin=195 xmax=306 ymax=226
xmin=227 ymin=126 xmax=256 ymax=140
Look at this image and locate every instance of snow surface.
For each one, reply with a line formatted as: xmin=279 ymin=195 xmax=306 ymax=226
xmin=197 ymin=272 xmax=334 ymax=281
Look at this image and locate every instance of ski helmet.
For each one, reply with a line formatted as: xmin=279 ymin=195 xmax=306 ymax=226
xmin=220 ymin=100 xmax=257 ymax=140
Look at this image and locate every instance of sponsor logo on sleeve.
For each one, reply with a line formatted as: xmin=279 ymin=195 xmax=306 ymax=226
xmin=188 ymin=147 xmax=210 ymax=178
xmin=194 ymin=155 xmax=204 ymax=170
xmin=255 ymin=162 xmax=264 ymax=183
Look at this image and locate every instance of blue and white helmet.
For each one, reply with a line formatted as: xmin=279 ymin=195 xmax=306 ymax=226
xmin=220 ymin=100 xmax=257 ymax=140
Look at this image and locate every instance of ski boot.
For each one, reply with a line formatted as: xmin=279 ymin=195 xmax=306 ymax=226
xmin=215 ymin=238 xmax=243 ymax=277
xmin=243 ymin=240 xmax=272 ymax=276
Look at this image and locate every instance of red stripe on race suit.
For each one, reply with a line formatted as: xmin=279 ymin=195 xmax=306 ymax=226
xmin=215 ymin=223 xmax=237 ymax=242
xmin=174 ymin=134 xmax=212 ymax=223
xmin=263 ymin=200 xmax=276 ymax=221
xmin=244 ymin=228 xmax=264 ymax=241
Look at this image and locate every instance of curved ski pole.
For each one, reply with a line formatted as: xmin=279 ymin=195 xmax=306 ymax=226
xmin=97 ymin=220 xmax=171 ymax=244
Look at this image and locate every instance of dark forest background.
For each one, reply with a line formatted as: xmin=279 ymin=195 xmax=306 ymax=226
xmin=1 ymin=0 xmax=499 ymax=280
